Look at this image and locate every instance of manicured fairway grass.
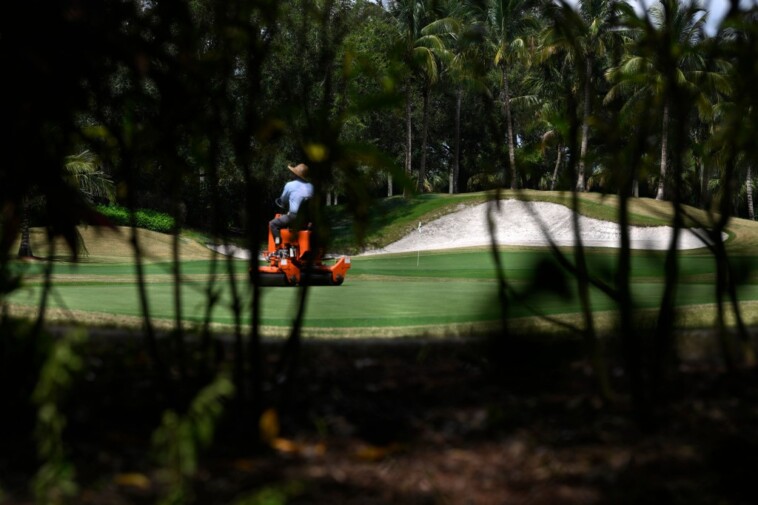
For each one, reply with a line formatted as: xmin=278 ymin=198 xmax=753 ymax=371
xmin=9 ymin=248 xmax=758 ymax=334
xmin=9 ymin=192 xmax=758 ymax=335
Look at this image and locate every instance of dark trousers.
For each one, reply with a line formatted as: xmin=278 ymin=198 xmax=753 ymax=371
xmin=269 ymin=213 xmax=295 ymax=244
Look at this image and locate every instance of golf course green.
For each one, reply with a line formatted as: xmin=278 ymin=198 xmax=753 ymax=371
xmin=8 ymin=247 xmax=758 ymax=336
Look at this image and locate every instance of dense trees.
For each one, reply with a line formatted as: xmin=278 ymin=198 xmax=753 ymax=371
xmin=278 ymin=0 xmax=757 ymax=216
xmin=605 ymin=0 xmax=717 ymax=201
xmin=4 ymin=0 xmax=757 ymax=260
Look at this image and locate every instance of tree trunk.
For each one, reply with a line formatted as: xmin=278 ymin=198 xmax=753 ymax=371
xmin=501 ymin=65 xmax=517 ymax=189
xmin=747 ymin=165 xmax=755 ymax=220
xmin=656 ymin=102 xmax=670 ymax=201
xmin=550 ymin=144 xmax=562 ymax=191
xmin=404 ymin=85 xmax=412 ymax=198
xmin=418 ymin=83 xmax=430 ymax=192
xmin=388 ymin=173 xmax=393 ymax=197
xmin=451 ymin=87 xmax=462 ymax=194
xmin=577 ymin=57 xmax=592 ymax=192
xmin=18 ymin=197 xmax=33 ymax=258
xmin=700 ymin=161 xmax=707 ymax=207
xmin=632 ymin=178 xmax=639 ymax=198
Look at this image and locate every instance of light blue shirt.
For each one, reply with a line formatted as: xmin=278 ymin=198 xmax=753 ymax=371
xmin=280 ymin=179 xmax=314 ymax=214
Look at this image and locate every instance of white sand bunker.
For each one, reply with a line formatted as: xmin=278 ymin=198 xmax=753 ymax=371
xmin=207 ymin=244 xmax=251 ymax=259
xmin=362 ymin=200 xmax=716 ymax=255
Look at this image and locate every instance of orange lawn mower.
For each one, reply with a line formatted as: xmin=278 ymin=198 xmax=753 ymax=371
xmin=254 ymin=213 xmax=351 ymax=287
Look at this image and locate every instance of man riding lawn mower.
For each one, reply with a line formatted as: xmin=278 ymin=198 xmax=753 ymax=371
xmin=255 ymin=163 xmax=351 ymax=287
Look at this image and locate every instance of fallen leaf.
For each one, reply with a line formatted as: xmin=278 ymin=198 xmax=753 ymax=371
xmin=271 ymin=437 xmax=300 ymax=453
xmin=259 ymin=408 xmax=280 ymax=443
xmin=354 ymin=443 xmax=403 ymax=462
xmin=114 ymin=473 xmax=151 ymax=490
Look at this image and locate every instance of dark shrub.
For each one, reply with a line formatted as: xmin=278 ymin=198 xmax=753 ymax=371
xmin=96 ymin=204 xmax=175 ymax=233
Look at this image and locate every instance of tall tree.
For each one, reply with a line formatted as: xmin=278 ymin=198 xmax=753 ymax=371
xmin=605 ymin=0 xmax=715 ymax=201
xmin=487 ymin=0 xmax=537 ymax=189
xmin=542 ymin=0 xmax=621 ymax=192
xmin=747 ymin=164 xmax=755 ymax=220
xmin=390 ymin=0 xmax=450 ymax=193
xmin=533 ymin=66 xmax=570 ymax=190
xmin=416 ymin=18 xmax=453 ymax=192
xmin=318 ymin=1 xmax=403 ymax=198
xmin=442 ymin=0 xmax=489 ymax=194
xmin=417 ymin=0 xmax=481 ymax=193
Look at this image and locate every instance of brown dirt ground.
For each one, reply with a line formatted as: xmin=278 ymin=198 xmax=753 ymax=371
xmin=2 ymin=334 xmax=758 ymax=505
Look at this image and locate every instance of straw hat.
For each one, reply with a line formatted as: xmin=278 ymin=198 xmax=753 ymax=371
xmin=288 ymin=163 xmax=309 ymax=180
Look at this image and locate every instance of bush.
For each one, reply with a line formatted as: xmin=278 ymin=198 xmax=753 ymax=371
xmin=96 ymin=205 xmax=176 ymax=233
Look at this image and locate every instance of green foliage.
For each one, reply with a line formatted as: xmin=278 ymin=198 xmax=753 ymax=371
xmin=31 ymin=328 xmax=87 ymax=505
xmin=96 ymin=204 xmax=175 ymax=233
xmin=151 ymin=373 xmax=235 ymax=505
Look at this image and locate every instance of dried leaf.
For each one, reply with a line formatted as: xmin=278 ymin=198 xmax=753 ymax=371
xmin=354 ymin=443 xmax=403 ymax=462
xmin=259 ymin=408 xmax=280 ymax=444
xmin=114 ymin=473 xmax=151 ymax=490
xmin=271 ymin=437 xmax=300 ymax=453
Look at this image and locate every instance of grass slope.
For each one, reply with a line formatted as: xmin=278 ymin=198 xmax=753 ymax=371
xmin=11 ymin=225 xmax=214 ymax=262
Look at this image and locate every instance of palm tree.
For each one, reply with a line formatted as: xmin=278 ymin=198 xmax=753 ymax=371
xmin=428 ymin=0 xmax=488 ymax=194
xmin=747 ymin=164 xmax=755 ymax=220
xmin=542 ymin=0 xmax=621 ymax=192
xmin=605 ymin=0 xmax=719 ymax=201
xmin=707 ymin=150 xmax=757 ymax=219
xmin=487 ymin=0 xmax=538 ymax=189
xmin=416 ymin=20 xmax=453 ymax=192
xmin=18 ymin=150 xmax=114 ymax=258
xmin=539 ymin=2 xmax=575 ymax=190
xmin=538 ymin=96 xmax=569 ymax=191
xmin=17 ymin=197 xmax=34 ymax=258
xmin=63 ymin=150 xmax=115 ymax=203
xmin=533 ymin=22 xmax=578 ymax=191
xmin=390 ymin=0 xmax=450 ymax=193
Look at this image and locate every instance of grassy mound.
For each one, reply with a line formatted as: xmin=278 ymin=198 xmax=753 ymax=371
xmin=11 ymin=226 xmax=213 ymax=263
xmin=329 ymin=190 xmax=758 ymax=255
xmin=12 ymin=191 xmax=758 ymax=262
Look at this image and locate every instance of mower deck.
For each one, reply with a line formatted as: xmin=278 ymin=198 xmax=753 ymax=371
xmin=253 ymin=218 xmax=351 ymax=287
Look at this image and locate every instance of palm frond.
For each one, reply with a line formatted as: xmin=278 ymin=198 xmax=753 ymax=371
xmin=64 ymin=150 xmax=115 ymax=202
xmin=421 ymin=17 xmax=461 ymax=37
xmin=412 ymin=46 xmax=439 ymax=82
xmin=510 ymin=94 xmax=540 ymax=109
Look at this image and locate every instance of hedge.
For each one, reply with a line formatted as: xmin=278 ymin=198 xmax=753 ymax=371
xmin=96 ymin=205 xmax=175 ymax=234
